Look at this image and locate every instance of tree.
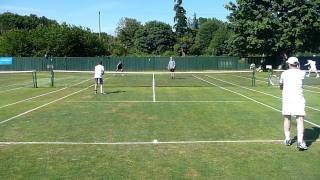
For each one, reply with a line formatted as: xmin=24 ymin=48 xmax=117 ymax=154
xmin=0 ymin=12 xmax=58 ymax=34
xmin=135 ymin=21 xmax=175 ymax=55
xmin=194 ymin=19 xmax=223 ymax=54
xmin=190 ymin=13 xmax=199 ymax=30
xmin=174 ymin=0 xmax=189 ymax=37
xmin=0 ymin=29 xmax=33 ymax=56
xmin=226 ymin=0 xmax=320 ymax=58
xmin=116 ymin=18 xmax=142 ymax=55
xmin=207 ymin=27 xmax=233 ymax=56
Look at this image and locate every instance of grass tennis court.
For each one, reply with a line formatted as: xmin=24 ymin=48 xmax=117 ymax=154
xmin=0 ymin=71 xmax=319 ymax=179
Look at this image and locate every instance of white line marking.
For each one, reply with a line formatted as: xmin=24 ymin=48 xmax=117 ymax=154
xmin=234 ymin=74 xmax=320 ymax=91
xmin=207 ymin=75 xmax=320 ymax=112
xmin=54 ymin=70 xmax=253 ymax=74
xmin=0 ymin=79 xmax=92 ymax=109
xmin=0 ymin=85 xmax=94 ymax=125
xmin=304 ymin=89 xmax=320 ymax=94
xmin=304 ymin=85 xmax=320 ymax=90
xmin=0 ymin=139 xmax=318 ymax=145
xmin=0 ymin=86 xmax=26 ymax=94
xmin=0 ymin=82 xmax=30 ymax=89
xmin=194 ymin=75 xmax=320 ymax=128
xmin=152 ymin=73 xmax=156 ymax=102
xmin=62 ymin=100 xmax=247 ymax=103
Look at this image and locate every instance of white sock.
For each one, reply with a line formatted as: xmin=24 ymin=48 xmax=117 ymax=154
xmin=285 ymin=131 xmax=290 ymax=140
xmin=100 ymin=86 xmax=103 ymax=93
xmin=297 ymin=133 xmax=303 ymax=143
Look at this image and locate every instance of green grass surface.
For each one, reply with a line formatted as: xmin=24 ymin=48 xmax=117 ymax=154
xmin=0 ymin=71 xmax=319 ymax=179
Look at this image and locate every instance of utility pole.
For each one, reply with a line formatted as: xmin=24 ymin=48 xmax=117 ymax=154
xmin=98 ymin=11 xmax=101 ymax=39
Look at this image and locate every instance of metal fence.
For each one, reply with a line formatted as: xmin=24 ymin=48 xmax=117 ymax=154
xmin=0 ymin=56 xmax=250 ymax=71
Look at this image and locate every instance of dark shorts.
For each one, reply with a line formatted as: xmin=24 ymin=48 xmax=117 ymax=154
xmin=169 ymin=69 xmax=175 ymax=72
xmin=95 ymin=78 xmax=103 ymax=84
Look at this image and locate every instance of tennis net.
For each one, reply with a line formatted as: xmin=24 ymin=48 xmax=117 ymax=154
xmin=0 ymin=71 xmax=37 ymax=90
xmin=51 ymin=70 xmax=257 ymax=88
xmin=268 ymin=70 xmax=320 ymax=87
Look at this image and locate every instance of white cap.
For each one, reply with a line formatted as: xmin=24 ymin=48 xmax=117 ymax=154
xmin=286 ymin=57 xmax=299 ymax=65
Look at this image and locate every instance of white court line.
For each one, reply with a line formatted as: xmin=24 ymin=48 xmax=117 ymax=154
xmin=304 ymin=85 xmax=320 ymax=90
xmin=0 ymin=79 xmax=92 ymax=109
xmin=207 ymin=75 xmax=320 ymax=112
xmin=235 ymin=74 xmax=320 ymax=91
xmin=152 ymin=73 xmax=156 ymax=102
xmin=0 ymin=86 xmax=26 ymax=94
xmin=0 ymin=82 xmax=30 ymax=89
xmin=62 ymin=100 xmax=247 ymax=103
xmin=0 ymin=85 xmax=94 ymax=125
xmin=0 ymin=139 xmax=318 ymax=145
xmin=304 ymin=89 xmax=320 ymax=94
xmin=193 ymin=75 xmax=320 ymax=128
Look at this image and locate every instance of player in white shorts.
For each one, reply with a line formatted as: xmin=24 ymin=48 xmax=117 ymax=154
xmin=94 ymin=61 xmax=105 ymax=95
xmin=279 ymin=57 xmax=307 ymax=150
xmin=304 ymin=55 xmax=319 ymax=78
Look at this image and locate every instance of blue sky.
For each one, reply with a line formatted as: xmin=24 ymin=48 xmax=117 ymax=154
xmin=0 ymin=0 xmax=233 ymax=35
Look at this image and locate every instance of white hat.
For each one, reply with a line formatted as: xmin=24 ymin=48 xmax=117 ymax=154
xmin=286 ymin=57 xmax=299 ymax=65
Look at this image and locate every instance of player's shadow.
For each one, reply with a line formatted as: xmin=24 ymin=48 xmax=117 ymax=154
xmin=106 ymin=90 xmax=126 ymax=94
xmin=304 ymin=127 xmax=320 ymax=147
xmin=291 ymin=127 xmax=319 ymax=147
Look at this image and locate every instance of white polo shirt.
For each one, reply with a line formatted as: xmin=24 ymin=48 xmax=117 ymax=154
xmin=307 ymin=60 xmax=317 ymax=71
xmin=168 ymin=60 xmax=175 ymax=69
xmin=280 ymin=69 xmax=306 ymax=116
xmin=94 ymin=64 xmax=104 ymax=78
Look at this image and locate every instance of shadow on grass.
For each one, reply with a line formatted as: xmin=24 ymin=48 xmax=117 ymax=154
xmin=106 ymin=90 xmax=126 ymax=94
xmin=304 ymin=127 xmax=320 ymax=147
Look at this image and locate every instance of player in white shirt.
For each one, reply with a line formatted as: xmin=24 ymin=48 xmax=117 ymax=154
xmin=279 ymin=57 xmax=307 ymax=150
xmin=304 ymin=55 xmax=319 ymax=78
xmin=94 ymin=61 xmax=105 ymax=94
xmin=167 ymin=56 xmax=176 ymax=79
xmin=249 ymin=63 xmax=255 ymax=70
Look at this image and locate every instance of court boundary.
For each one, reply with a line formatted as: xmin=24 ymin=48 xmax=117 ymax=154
xmin=0 ymin=139 xmax=318 ymax=146
xmin=193 ymin=75 xmax=320 ymax=128
xmin=207 ymin=75 xmax=320 ymax=112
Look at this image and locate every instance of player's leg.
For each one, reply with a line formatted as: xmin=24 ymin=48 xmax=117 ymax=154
xmin=99 ymin=78 xmax=105 ymax=94
xmin=296 ymin=115 xmax=308 ymax=150
xmin=315 ymin=69 xmax=319 ymax=78
xmin=283 ymin=115 xmax=292 ymax=145
xmin=306 ymin=69 xmax=311 ymax=77
xmin=94 ymin=78 xmax=98 ymax=94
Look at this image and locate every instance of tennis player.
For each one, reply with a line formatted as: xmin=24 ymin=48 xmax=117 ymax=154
xmin=304 ymin=55 xmax=319 ymax=78
xmin=116 ymin=61 xmax=123 ymax=72
xmin=94 ymin=61 xmax=105 ymax=95
xmin=279 ymin=57 xmax=307 ymax=150
xmin=249 ymin=63 xmax=256 ymax=70
xmin=167 ymin=56 xmax=176 ymax=79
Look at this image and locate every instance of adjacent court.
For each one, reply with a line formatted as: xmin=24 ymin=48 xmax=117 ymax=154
xmin=0 ymin=71 xmax=319 ymax=179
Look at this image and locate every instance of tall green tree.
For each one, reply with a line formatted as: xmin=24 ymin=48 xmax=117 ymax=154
xmin=226 ymin=0 xmax=320 ymax=58
xmin=193 ymin=19 xmax=224 ymax=54
xmin=0 ymin=12 xmax=58 ymax=34
xmin=174 ymin=0 xmax=189 ymax=37
xmin=135 ymin=21 xmax=175 ymax=55
xmin=116 ymin=18 xmax=142 ymax=55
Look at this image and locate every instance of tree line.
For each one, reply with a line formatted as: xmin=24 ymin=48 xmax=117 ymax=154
xmin=0 ymin=0 xmax=319 ymax=60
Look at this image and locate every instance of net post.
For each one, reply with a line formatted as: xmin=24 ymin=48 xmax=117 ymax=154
xmin=267 ymin=68 xmax=272 ymax=86
xmin=50 ymin=69 xmax=54 ymax=87
xmin=251 ymin=68 xmax=256 ymax=87
xmin=32 ymin=70 xmax=38 ymax=88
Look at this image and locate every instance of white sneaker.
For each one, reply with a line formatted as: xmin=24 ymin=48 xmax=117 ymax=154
xmin=284 ymin=139 xmax=292 ymax=146
xmin=297 ymin=142 xmax=308 ymax=151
